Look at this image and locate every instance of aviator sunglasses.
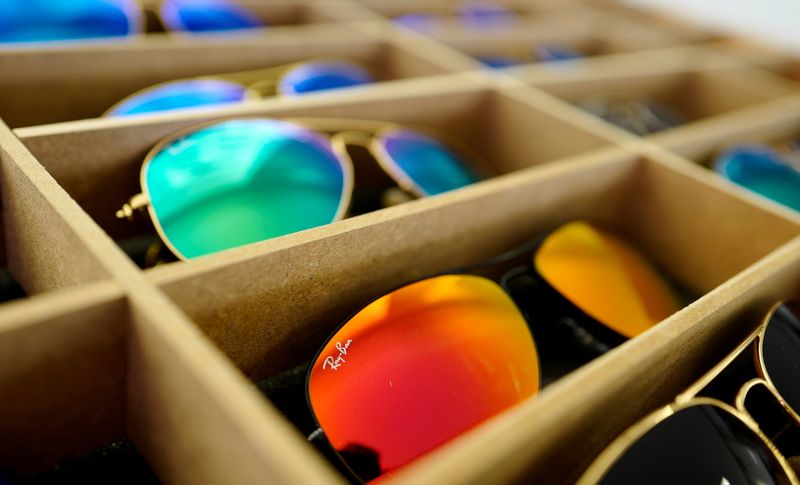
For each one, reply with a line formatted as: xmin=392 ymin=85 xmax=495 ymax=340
xmin=713 ymin=142 xmax=800 ymax=213
xmin=117 ymin=117 xmax=486 ymax=260
xmin=578 ymin=301 xmax=800 ymax=484
xmin=476 ymin=44 xmax=584 ymax=69
xmin=1 ymin=0 xmax=264 ymax=44
xmin=392 ymin=1 xmax=517 ymax=32
xmin=104 ymin=59 xmax=376 ymax=117
xmin=303 ymin=220 xmax=683 ymax=482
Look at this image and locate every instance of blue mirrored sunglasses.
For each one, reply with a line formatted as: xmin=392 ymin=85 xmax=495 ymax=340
xmin=0 ymin=0 xmax=264 ymax=44
xmin=105 ymin=59 xmax=376 ymax=117
xmin=713 ymin=143 xmax=800 ymax=212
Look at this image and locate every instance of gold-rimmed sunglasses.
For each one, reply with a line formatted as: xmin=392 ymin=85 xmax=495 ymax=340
xmin=104 ymin=58 xmax=376 ymax=117
xmin=116 ymin=117 xmax=491 ymax=261
xmin=578 ymin=300 xmax=800 ymax=484
xmin=1 ymin=0 xmax=269 ymax=45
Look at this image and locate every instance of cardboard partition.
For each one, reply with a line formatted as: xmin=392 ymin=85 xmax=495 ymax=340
xmin=710 ymin=39 xmax=800 ymax=84
xmin=0 ymin=123 xmax=117 ymax=294
xmin=429 ymin=11 xmax=685 ymax=68
xmin=351 ymin=0 xmax=544 ymax=21
xmin=123 ymin=271 xmax=343 ymax=485
xmin=146 ymin=149 xmax=800 ymax=379
xmin=137 ymin=149 xmax=800 ymax=484
xmin=583 ymin=1 xmax=727 ymax=43
xmin=521 ymin=57 xmax=799 ymax=140
xmin=0 ymin=282 xmax=127 ymax=475
xmin=0 ymin=26 xmax=459 ymax=128
xmin=15 ymin=78 xmax=616 ymax=261
xmin=648 ymin=93 xmax=800 ymax=163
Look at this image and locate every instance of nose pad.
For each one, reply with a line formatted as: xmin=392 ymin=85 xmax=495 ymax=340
xmin=739 ymin=379 xmax=800 ymax=462
xmin=499 ymin=265 xmax=601 ymax=386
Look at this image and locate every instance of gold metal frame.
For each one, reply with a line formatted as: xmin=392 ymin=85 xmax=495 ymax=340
xmin=578 ymin=301 xmax=800 ymax=484
xmin=116 ymin=116 xmax=490 ymax=261
xmin=101 ymin=57 xmax=373 ymax=117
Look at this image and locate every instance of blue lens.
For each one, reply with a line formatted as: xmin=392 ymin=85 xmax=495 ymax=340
xmin=145 ymin=119 xmax=346 ymax=259
xmin=107 ymin=80 xmax=248 ymax=117
xmin=393 ymin=13 xmax=438 ymax=31
xmin=536 ymin=45 xmax=584 ymax=62
xmin=160 ymin=0 xmax=264 ymax=33
xmin=458 ymin=2 xmax=516 ymax=29
xmin=0 ymin=0 xmax=138 ymax=44
xmin=278 ymin=61 xmax=375 ymax=95
xmin=714 ymin=144 xmax=800 ymax=212
xmin=478 ymin=55 xmax=525 ymax=69
xmin=377 ymin=128 xmax=481 ymax=196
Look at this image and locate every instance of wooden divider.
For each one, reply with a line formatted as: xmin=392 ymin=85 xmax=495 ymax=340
xmin=3 ymin=1 xmax=800 ymax=484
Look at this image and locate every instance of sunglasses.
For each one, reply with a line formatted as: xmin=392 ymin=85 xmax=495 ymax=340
xmin=577 ymin=96 xmax=687 ymax=136
xmin=477 ymin=45 xmax=584 ymax=69
xmin=304 ymin=220 xmax=683 ymax=482
xmin=116 ymin=117 xmax=487 ymax=260
xmin=713 ymin=143 xmax=800 ymax=213
xmin=578 ymin=301 xmax=800 ymax=484
xmin=1 ymin=0 xmax=263 ymax=44
xmin=393 ymin=1 xmax=517 ymax=32
xmin=104 ymin=59 xmax=376 ymax=117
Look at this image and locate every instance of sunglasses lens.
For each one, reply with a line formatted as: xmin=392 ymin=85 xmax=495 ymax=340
xmin=478 ymin=55 xmax=525 ymax=69
xmin=376 ymin=128 xmax=481 ymax=196
xmin=308 ymin=275 xmax=538 ymax=480
xmin=107 ymin=80 xmax=248 ymax=117
xmin=536 ymin=45 xmax=584 ymax=62
xmin=160 ymin=0 xmax=264 ymax=33
xmin=597 ymin=405 xmax=785 ymax=484
xmin=0 ymin=0 xmax=138 ymax=44
xmin=714 ymin=145 xmax=800 ymax=212
xmin=278 ymin=61 xmax=375 ymax=95
xmin=761 ymin=302 xmax=800 ymax=415
xmin=458 ymin=2 xmax=516 ymax=28
xmin=534 ymin=221 xmax=680 ymax=338
xmin=393 ymin=13 xmax=438 ymax=31
xmin=144 ymin=119 xmax=346 ymax=259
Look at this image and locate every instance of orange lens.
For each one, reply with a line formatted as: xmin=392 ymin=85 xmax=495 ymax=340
xmin=308 ymin=275 xmax=538 ymax=480
xmin=534 ymin=221 xmax=680 ymax=338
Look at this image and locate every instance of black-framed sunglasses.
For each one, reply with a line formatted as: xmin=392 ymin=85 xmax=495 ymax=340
xmin=578 ymin=300 xmax=800 ymax=485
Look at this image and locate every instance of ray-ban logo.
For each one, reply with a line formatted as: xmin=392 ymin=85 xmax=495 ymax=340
xmin=322 ymin=340 xmax=352 ymax=371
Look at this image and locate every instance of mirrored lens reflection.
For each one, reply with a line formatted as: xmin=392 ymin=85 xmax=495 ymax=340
xmin=108 ymin=80 xmax=248 ymax=117
xmin=534 ymin=221 xmax=681 ymax=339
xmin=0 ymin=0 xmax=138 ymax=44
xmin=762 ymin=301 xmax=800 ymax=415
xmin=598 ymin=405 xmax=785 ymax=485
xmin=145 ymin=119 xmax=346 ymax=259
xmin=377 ymin=128 xmax=481 ymax=196
xmin=714 ymin=145 xmax=800 ymax=212
xmin=308 ymin=275 xmax=538 ymax=481
xmin=278 ymin=61 xmax=376 ymax=95
xmin=160 ymin=0 xmax=264 ymax=33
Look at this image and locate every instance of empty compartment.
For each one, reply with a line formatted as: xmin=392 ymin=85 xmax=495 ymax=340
xmin=142 ymin=150 xmax=800 ymax=483
xmin=16 ymin=78 xmax=615 ymax=268
xmin=0 ymin=26 xmax=457 ymax=128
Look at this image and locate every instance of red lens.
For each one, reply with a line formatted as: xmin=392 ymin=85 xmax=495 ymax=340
xmin=308 ymin=275 xmax=539 ymax=479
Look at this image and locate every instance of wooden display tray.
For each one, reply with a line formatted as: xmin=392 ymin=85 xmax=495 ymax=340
xmin=2 ymin=0 xmax=800 ymax=483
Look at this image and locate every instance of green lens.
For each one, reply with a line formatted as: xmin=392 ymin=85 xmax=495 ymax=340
xmin=144 ymin=119 xmax=347 ymax=259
